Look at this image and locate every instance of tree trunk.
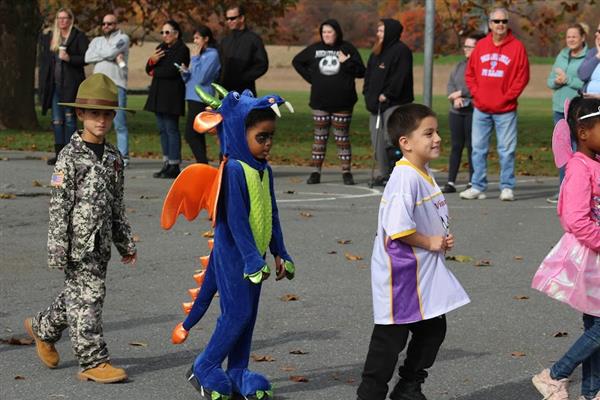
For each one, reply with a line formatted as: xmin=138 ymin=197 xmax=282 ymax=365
xmin=0 ymin=0 xmax=42 ymax=130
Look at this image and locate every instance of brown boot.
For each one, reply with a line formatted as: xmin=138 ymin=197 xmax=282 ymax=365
xmin=24 ymin=317 xmax=59 ymax=369
xmin=78 ymin=363 xmax=128 ymax=383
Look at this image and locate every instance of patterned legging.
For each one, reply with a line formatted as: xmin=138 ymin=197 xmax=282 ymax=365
xmin=311 ymin=110 xmax=352 ymax=172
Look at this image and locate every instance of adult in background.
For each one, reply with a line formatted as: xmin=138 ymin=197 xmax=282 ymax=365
xmin=460 ymin=7 xmax=529 ymax=201
xmin=144 ymin=20 xmax=190 ymax=179
xmin=578 ymin=22 xmax=600 ymax=98
xmin=292 ymin=19 xmax=365 ymax=185
xmin=363 ymin=18 xmax=414 ymax=186
xmin=442 ymin=32 xmax=485 ymax=194
xmin=545 ymin=23 xmax=588 ymax=204
xmin=85 ymin=13 xmax=131 ymax=166
xmin=39 ymin=8 xmax=89 ymax=165
xmin=219 ymin=4 xmax=268 ymax=95
xmin=180 ymin=25 xmax=221 ymax=164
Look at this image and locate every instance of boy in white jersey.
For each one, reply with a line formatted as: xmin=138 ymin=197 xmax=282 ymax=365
xmin=357 ymin=104 xmax=470 ymax=400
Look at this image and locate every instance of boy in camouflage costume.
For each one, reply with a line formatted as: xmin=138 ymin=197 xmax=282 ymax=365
xmin=25 ymin=73 xmax=137 ymax=384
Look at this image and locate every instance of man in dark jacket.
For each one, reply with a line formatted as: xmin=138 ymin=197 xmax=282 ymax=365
xmin=219 ymin=4 xmax=268 ymax=95
xmin=363 ymin=19 xmax=414 ymax=185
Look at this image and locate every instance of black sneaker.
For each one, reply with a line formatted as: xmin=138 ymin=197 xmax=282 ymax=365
xmin=342 ymin=172 xmax=355 ymax=185
xmin=389 ymin=379 xmax=427 ymax=400
xmin=153 ymin=161 xmax=168 ymax=178
xmin=162 ymin=164 xmax=181 ymax=179
xmin=306 ymin=172 xmax=321 ymax=184
xmin=441 ymin=183 xmax=456 ymax=193
xmin=371 ymin=175 xmax=388 ymax=187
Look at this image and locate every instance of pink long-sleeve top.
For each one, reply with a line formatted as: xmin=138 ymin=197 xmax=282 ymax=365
xmin=558 ymin=152 xmax=600 ymax=252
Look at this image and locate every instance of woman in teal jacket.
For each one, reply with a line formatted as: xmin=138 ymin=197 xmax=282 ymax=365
xmin=546 ymin=23 xmax=587 ymax=203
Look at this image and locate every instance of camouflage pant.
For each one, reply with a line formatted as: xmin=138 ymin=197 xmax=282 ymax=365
xmin=33 ymin=254 xmax=109 ymax=370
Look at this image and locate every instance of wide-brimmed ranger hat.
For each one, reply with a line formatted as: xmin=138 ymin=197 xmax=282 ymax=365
xmin=58 ymin=73 xmax=135 ymax=113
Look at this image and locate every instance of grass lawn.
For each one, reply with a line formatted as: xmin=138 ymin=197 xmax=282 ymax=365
xmin=0 ymin=91 xmax=557 ymax=176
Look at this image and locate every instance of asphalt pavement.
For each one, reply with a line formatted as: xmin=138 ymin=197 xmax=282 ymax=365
xmin=0 ymin=151 xmax=581 ymax=400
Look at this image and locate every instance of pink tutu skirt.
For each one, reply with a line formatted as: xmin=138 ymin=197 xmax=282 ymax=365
xmin=532 ymin=232 xmax=600 ymax=316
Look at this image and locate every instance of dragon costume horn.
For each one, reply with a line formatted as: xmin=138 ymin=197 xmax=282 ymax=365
xmin=195 ymin=86 xmax=221 ymax=109
xmin=211 ymin=83 xmax=229 ymax=99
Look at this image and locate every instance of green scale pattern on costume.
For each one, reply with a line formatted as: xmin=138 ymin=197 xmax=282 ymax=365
xmin=238 ymin=160 xmax=272 ymax=256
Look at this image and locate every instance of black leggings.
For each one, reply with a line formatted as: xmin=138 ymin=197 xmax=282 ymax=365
xmin=357 ymin=315 xmax=447 ymax=400
xmin=185 ymin=100 xmax=208 ymax=163
xmin=447 ymin=112 xmax=473 ymax=183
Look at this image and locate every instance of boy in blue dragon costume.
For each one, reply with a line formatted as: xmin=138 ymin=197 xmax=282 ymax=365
xmin=161 ymin=86 xmax=295 ymax=400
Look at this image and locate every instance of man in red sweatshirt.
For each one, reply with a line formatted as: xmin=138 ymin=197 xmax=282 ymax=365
xmin=460 ymin=7 xmax=529 ymax=202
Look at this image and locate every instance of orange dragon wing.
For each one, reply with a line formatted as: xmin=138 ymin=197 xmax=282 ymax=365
xmin=160 ymin=160 xmax=226 ymax=230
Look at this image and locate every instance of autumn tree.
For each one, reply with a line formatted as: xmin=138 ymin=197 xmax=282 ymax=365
xmin=0 ymin=0 xmax=297 ymax=130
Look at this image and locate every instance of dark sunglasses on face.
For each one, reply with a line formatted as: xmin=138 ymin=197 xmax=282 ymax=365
xmin=255 ymin=132 xmax=274 ymax=144
xmin=160 ymin=30 xmax=174 ymax=35
xmin=226 ymin=15 xmax=240 ymax=21
xmin=491 ymin=19 xmax=508 ymax=24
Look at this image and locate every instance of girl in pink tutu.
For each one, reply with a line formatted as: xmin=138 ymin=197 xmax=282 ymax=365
xmin=531 ymin=95 xmax=600 ymax=400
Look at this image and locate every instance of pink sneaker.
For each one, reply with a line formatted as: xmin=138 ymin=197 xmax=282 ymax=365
xmin=532 ymin=369 xmax=569 ymax=399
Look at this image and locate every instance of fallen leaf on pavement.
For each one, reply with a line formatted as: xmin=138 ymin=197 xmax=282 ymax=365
xmin=286 ymin=190 xmax=295 ymax=194
xmin=514 ymin=256 xmax=524 ymax=261
xmin=445 ymin=255 xmax=474 ymax=263
xmin=202 ymin=231 xmax=214 ymax=238
xmin=299 ymin=212 xmax=312 ymax=218
xmin=280 ymin=294 xmax=299 ymax=302
xmin=32 ymin=180 xmax=43 ymax=187
xmin=553 ymin=332 xmax=568 ymax=337
xmin=511 ymin=351 xmax=526 ymax=358
xmin=251 ymin=354 xmax=275 ymax=362
xmin=474 ymin=259 xmax=492 ymax=267
xmin=128 ymin=342 xmax=148 ymax=347
xmin=327 ymin=250 xmax=337 ymax=254
xmin=289 ymin=349 xmax=308 ymax=355
xmin=513 ymin=295 xmax=529 ymax=300
xmin=132 ymin=234 xmax=141 ymax=242
xmin=337 ymin=239 xmax=352 ymax=244
xmin=0 ymin=337 xmax=34 ymax=345
xmin=281 ymin=366 xmax=296 ymax=372
xmin=0 ymin=193 xmax=16 ymax=199
xmin=345 ymin=253 xmax=363 ymax=261
xmin=290 ymin=375 xmax=309 ymax=383
xmin=14 ymin=376 xmax=26 ymax=380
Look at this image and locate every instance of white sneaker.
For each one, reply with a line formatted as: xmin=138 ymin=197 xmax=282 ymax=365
xmin=499 ymin=188 xmax=515 ymax=201
xmin=459 ymin=187 xmax=486 ymax=200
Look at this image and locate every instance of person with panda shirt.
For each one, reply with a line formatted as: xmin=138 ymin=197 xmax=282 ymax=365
xmin=292 ymin=19 xmax=365 ymax=186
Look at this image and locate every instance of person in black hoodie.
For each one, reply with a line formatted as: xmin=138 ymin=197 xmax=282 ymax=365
xmin=363 ymin=19 xmax=414 ymax=186
xmin=293 ymin=19 xmax=365 ymax=185
xmin=38 ymin=8 xmax=89 ymax=166
xmin=144 ymin=20 xmax=190 ymax=179
xmin=219 ymin=4 xmax=268 ymax=95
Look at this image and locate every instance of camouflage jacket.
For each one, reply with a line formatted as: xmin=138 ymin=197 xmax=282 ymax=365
xmin=47 ymin=132 xmax=136 ymax=268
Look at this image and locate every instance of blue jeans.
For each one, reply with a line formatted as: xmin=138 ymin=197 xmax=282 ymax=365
xmin=51 ymin=86 xmax=77 ymax=145
xmin=551 ymin=314 xmax=600 ymax=398
xmin=156 ymin=113 xmax=181 ymax=164
xmin=114 ymin=86 xmax=129 ymax=159
xmin=470 ymin=108 xmax=517 ymax=191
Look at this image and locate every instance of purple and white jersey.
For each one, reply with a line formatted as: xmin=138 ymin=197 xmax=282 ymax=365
xmin=370 ymin=159 xmax=470 ymax=324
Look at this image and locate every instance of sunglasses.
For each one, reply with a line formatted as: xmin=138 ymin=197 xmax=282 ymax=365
xmin=491 ymin=19 xmax=508 ymax=24
xmin=255 ymin=132 xmax=274 ymax=144
xmin=160 ymin=30 xmax=174 ymax=35
xmin=225 ymin=15 xmax=240 ymax=21
xmin=102 ymin=22 xmax=116 ymax=26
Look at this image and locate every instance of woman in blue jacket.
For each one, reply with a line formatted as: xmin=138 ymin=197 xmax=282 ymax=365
xmin=181 ymin=25 xmax=221 ymax=164
xmin=545 ymin=23 xmax=587 ymax=203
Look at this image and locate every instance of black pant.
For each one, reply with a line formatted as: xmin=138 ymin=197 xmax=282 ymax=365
xmin=447 ymin=112 xmax=473 ymax=183
xmin=357 ymin=315 xmax=447 ymax=400
xmin=185 ymin=100 xmax=208 ymax=163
